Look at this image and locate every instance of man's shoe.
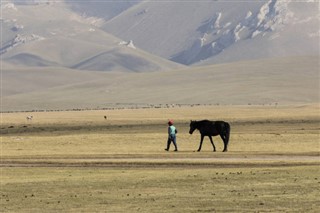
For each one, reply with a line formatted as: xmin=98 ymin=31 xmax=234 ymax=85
xmin=165 ymin=149 xmax=169 ymax=151
xmin=174 ymin=149 xmax=178 ymax=152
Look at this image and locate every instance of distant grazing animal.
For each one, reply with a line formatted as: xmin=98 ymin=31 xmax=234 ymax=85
xmin=189 ymin=120 xmax=230 ymax=152
xmin=26 ymin=115 xmax=33 ymax=121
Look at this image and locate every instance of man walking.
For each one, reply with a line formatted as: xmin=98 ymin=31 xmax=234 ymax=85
xmin=165 ymin=120 xmax=178 ymax=152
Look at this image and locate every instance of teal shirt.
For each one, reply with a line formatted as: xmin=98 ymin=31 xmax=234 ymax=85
xmin=168 ymin=125 xmax=176 ymax=136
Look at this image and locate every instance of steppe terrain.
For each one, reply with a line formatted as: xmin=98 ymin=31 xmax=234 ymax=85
xmin=1 ymin=105 xmax=319 ymax=212
xmin=2 ymin=56 xmax=319 ymax=111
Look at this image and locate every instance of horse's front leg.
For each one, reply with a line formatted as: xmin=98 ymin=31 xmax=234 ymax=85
xmin=197 ymin=135 xmax=205 ymax=152
xmin=209 ymin=136 xmax=216 ymax=152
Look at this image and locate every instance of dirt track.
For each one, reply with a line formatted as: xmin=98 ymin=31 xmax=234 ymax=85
xmin=2 ymin=152 xmax=319 ymax=168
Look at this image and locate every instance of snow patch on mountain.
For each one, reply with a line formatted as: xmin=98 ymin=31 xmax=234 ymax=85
xmin=172 ymin=0 xmax=294 ymax=65
xmin=1 ymin=34 xmax=45 ymax=54
xmin=11 ymin=23 xmax=24 ymax=31
xmin=2 ymin=3 xmax=18 ymax=10
xmin=250 ymin=0 xmax=293 ymax=37
xmin=119 ymin=40 xmax=136 ymax=49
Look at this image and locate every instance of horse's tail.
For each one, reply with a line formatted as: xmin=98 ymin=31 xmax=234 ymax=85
xmin=223 ymin=122 xmax=231 ymax=151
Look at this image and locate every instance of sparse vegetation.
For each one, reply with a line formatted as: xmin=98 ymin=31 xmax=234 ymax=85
xmin=1 ymin=105 xmax=319 ymax=212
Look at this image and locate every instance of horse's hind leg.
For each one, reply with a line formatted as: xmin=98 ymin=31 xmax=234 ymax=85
xmin=222 ymin=123 xmax=231 ymax=152
xmin=209 ymin=136 xmax=216 ymax=152
xmin=220 ymin=134 xmax=228 ymax=152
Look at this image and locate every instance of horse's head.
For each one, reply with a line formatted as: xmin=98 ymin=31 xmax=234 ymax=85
xmin=189 ymin=120 xmax=197 ymax=134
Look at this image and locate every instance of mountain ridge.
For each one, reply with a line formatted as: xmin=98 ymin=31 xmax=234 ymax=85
xmin=103 ymin=0 xmax=319 ymax=65
xmin=2 ymin=0 xmax=319 ymax=68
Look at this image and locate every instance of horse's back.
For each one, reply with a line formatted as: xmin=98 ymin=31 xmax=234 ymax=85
xmin=204 ymin=120 xmax=229 ymax=135
xmin=197 ymin=120 xmax=229 ymax=130
xmin=215 ymin=120 xmax=229 ymax=127
xmin=212 ymin=120 xmax=225 ymax=131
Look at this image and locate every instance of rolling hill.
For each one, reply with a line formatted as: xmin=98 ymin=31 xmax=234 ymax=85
xmin=2 ymin=56 xmax=319 ymax=111
xmin=1 ymin=1 xmax=184 ymax=72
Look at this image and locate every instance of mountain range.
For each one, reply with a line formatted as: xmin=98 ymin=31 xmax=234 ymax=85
xmin=1 ymin=0 xmax=319 ymax=111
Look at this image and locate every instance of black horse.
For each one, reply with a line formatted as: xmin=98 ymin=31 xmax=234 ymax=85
xmin=189 ymin=120 xmax=230 ymax=152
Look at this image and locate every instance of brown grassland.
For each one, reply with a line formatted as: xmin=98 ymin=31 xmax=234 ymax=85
xmin=1 ymin=105 xmax=319 ymax=212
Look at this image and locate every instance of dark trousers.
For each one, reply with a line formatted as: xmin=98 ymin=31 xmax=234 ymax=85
xmin=166 ymin=135 xmax=177 ymax=151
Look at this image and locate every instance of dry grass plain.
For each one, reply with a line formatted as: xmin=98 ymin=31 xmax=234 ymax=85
xmin=1 ymin=105 xmax=319 ymax=212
